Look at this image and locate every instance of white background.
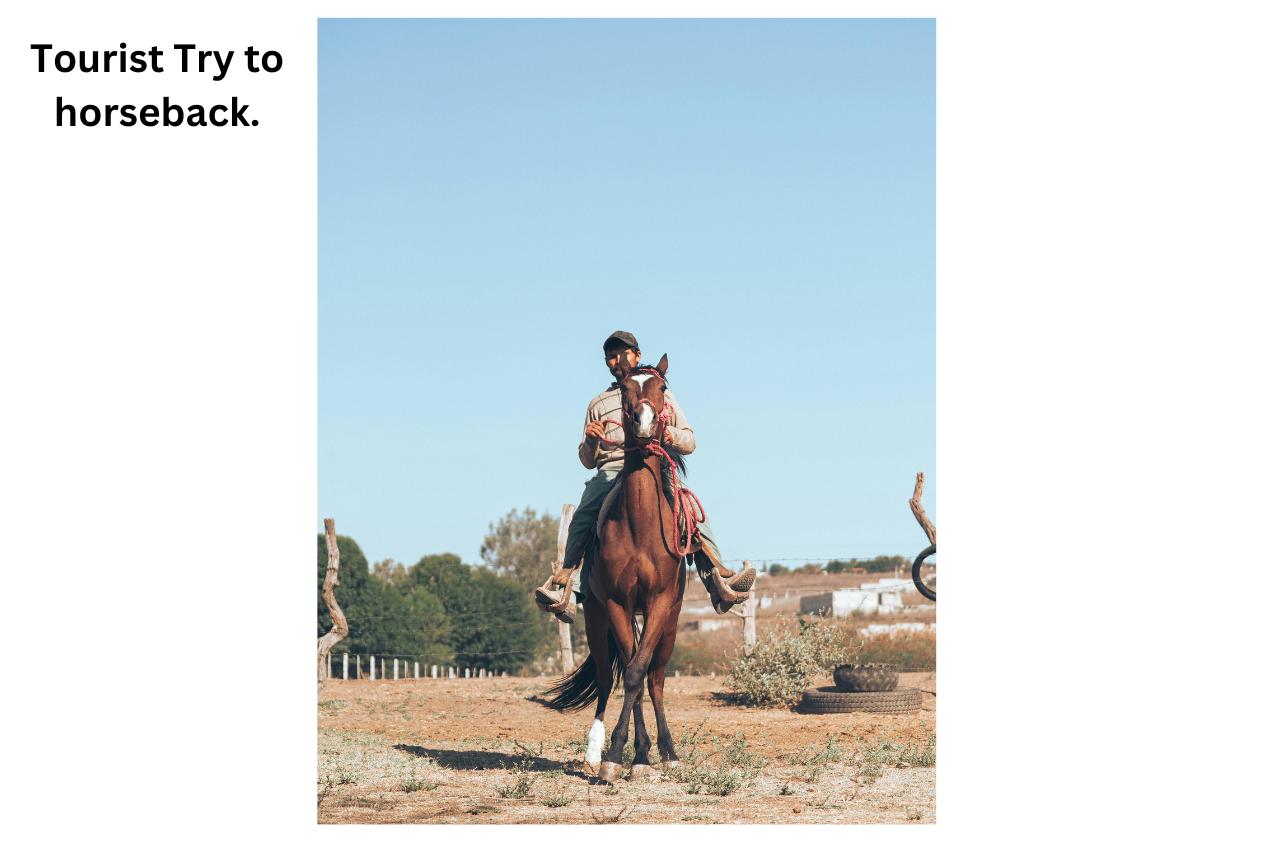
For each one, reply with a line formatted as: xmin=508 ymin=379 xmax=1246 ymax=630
xmin=2 ymin=2 xmax=1275 ymax=846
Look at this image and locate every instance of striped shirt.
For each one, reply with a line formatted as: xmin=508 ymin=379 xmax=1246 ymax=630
xmin=577 ymin=387 xmax=696 ymax=470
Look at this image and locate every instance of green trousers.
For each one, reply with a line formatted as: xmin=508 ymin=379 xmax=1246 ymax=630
xmin=567 ymin=465 xmax=722 ymax=602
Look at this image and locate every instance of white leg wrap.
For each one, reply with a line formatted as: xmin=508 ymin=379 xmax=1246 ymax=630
xmin=586 ymin=718 xmax=605 ymax=765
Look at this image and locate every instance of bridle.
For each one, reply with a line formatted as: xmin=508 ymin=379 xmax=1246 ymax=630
xmin=599 ymin=369 xmax=706 ymax=558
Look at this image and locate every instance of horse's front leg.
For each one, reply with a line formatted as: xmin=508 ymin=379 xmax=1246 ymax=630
xmin=582 ymin=596 xmax=612 ymax=775
xmin=629 ymin=677 xmax=653 ymax=780
xmin=598 ymin=603 xmax=641 ymax=783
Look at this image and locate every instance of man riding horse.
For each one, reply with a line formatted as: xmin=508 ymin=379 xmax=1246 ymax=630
xmin=536 ymin=330 xmax=756 ymax=620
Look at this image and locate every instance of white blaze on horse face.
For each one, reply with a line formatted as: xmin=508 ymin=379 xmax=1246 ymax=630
xmin=634 ymin=401 xmax=656 ymax=438
xmin=631 ymin=373 xmax=654 ymax=390
xmin=586 ymin=718 xmax=605 ymax=765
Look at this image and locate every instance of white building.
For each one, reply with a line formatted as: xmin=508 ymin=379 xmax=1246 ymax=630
xmin=800 ymin=586 xmax=906 ymax=617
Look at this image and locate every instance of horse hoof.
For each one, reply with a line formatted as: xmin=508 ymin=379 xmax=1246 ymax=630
xmin=597 ymin=762 xmax=624 ymax=783
xmin=582 ymin=761 xmax=600 ymax=777
xmin=628 ymin=763 xmax=652 ymax=781
xmin=661 ymin=760 xmax=682 ymax=772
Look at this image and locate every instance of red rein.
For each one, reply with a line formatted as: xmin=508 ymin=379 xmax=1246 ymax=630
xmin=600 ymin=397 xmax=706 ymax=559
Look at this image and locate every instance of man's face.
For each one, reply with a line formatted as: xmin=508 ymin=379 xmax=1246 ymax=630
xmin=604 ymin=346 xmax=640 ymax=381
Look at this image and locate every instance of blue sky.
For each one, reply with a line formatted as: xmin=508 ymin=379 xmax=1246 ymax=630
xmin=319 ymin=18 xmax=935 ymax=569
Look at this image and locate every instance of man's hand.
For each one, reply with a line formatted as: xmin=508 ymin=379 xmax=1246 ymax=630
xmin=661 ymin=429 xmax=674 ymax=446
xmin=584 ymin=420 xmax=606 ymax=445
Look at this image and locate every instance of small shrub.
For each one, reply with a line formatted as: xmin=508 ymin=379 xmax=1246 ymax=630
xmin=495 ymin=775 xmax=535 ymax=798
xmin=715 ymin=733 xmax=766 ymax=781
xmin=903 ymin=732 xmax=937 ymax=767
xmin=907 ymin=810 xmax=923 ymax=821
xmin=852 ymin=738 xmax=903 ymax=785
xmin=399 ymin=774 xmax=439 ymax=793
xmin=494 ymin=756 xmax=536 ymax=798
xmin=856 ymin=758 xmax=885 ymax=785
xmin=722 ymin=616 xmax=848 ymax=706
xmin=669 ymin=720 xmax=760 ymax=796
xmin=675 ymin=718 xmax=711 ymax=767
xmin=779 ymin=783 xmax=798 ymax=796
xmin=541 ymin=792 xmax=571 ymax=808
xmin=514 ymin=740 xmax=545 ymax=757
xmin=787 ymin=733 xmax=847 ymax=780
xmin=701 ymin=768 xmax=741 ymax=797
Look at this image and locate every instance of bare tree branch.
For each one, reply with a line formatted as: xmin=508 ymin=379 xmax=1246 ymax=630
xmin=318 ymin=518 xmax=349 ymax=697
xmin=909 ymin=472 xmax=936 ymax=547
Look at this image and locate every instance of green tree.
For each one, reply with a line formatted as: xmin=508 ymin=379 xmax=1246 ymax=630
xmin=372 ymin=558 xmax=410 ymax=590
xmin=402 ymin=585 xmax=454 ymax=668
xmin=768 ymin=563 xmax=789 ymax=576
xmin=860 ymin=555 xmax=910 ymax=574
xmin=317 ymin=534 xmax=451 ymax=662
xmin=479 ymin=507 xmax=559 ymax=591
xmin=408 ymin=553 xmax=551 ymax=671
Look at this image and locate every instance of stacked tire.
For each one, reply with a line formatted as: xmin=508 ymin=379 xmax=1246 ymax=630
xmin=798 ymin=663 xmax=921 ymax=715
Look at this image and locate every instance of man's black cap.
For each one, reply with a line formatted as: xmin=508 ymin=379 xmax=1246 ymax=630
xmin=603 ymin=330 xmax=639 ymax=352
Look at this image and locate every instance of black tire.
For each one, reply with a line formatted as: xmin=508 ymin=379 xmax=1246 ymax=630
xmin=798 ymin=686 xmax=922 ymax=715
xmin=833 ymin=663 xmax=899 ymax=692
xmin=913 ymin=544 xmax=936 ymax=601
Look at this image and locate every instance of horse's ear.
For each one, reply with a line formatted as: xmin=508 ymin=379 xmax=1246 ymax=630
xmin=656 ymin=354 xmax=668 ymax=377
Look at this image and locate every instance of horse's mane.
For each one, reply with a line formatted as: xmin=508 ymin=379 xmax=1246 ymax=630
xmin=627 ymin=363 xmax=686 ymax=479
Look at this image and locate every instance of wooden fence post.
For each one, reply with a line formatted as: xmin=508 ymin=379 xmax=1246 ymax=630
xmin=732 ymin=562 xmax=757 ymax=652
xmin=318 ymin=519 xmax=349 ymax=697
xmin=555 ymin=503 xmax=576 ymax=674
xmin=415 ymin=661 xmax=419 ymax=679
xmin=343 ymin=653 xmax=348 ymax=680
xmin=431 ymin=664 xmax=437 ymax=679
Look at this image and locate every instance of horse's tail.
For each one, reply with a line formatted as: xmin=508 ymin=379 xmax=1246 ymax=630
xmin=542 ymin=617 xmax=638 ymax=712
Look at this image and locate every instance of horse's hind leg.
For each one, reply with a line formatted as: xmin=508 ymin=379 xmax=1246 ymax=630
xmin=648 ymin=610 xmax=681 ymax=767
xmin=583 ymin=595 xmax=612 ymax=776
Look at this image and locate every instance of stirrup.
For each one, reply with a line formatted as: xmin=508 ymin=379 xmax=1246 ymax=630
xmin=536 ymin=571 xmax=577 ymax=624
xmin=727 ymin=564 xmax=757 ymax=593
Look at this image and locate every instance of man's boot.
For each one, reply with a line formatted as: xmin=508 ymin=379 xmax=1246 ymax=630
xmin=693 ymin=550 xmax=756 ymax=614
xmin=534 ymin=565 xmax=577 ymax=624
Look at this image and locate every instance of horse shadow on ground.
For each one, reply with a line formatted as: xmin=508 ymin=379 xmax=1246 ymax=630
xmin=394 ymin=744 xmax=604 ymax=781
xmin=393 ymin=744 xmax=568 ymax=773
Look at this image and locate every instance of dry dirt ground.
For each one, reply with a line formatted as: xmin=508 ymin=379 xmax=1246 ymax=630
xmin=317 ymin=671 xmax=936 ymax=824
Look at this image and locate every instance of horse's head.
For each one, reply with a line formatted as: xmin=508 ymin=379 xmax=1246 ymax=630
xmin=619 ymin=353 xmax=669 ymax=442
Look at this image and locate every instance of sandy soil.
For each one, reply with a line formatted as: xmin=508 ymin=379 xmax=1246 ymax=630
xmin=317 ymin=671 xmax=936 ymax=824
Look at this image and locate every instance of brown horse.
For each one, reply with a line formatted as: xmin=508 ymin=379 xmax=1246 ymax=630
xmin=543 ymin=354 xmax=691 ymax=782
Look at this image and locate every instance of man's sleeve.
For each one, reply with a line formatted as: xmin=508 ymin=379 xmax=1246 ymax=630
xmin=577 ymin=402 xmax=598 ymax=469
xmin=664 ymin=391 xmax=696 ymax=455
